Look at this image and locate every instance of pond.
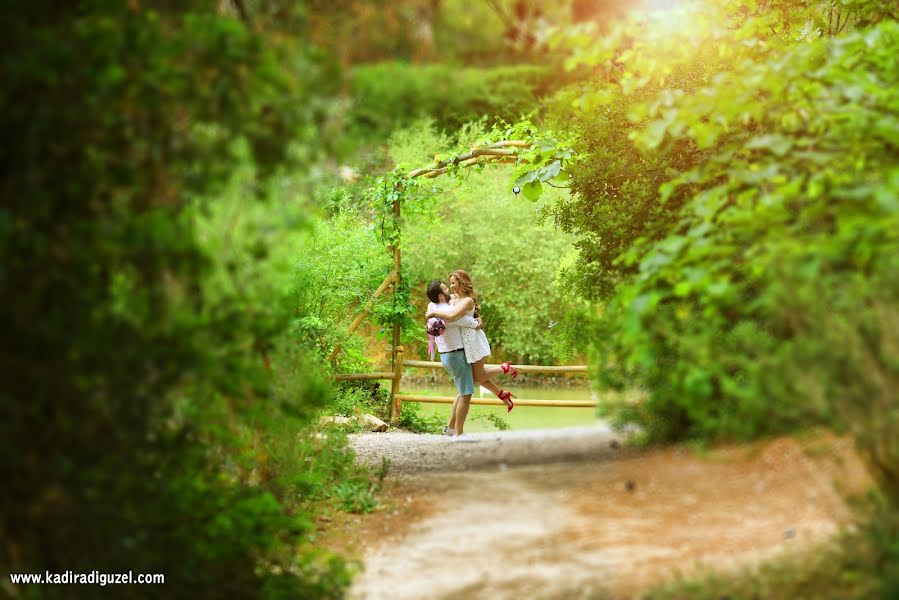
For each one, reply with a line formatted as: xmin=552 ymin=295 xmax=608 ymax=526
xmin=398 ymin=379 xmax=607 ymax=433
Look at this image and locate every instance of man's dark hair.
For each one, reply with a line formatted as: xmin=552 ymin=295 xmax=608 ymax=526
xmin=426 ymin=279 xmax=444 ymax=304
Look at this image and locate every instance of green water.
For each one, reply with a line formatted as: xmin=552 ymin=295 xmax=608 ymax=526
xmin=400 ymin=381 xmax=604 ymax=432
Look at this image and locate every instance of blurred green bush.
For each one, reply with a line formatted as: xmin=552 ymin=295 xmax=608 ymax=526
xmin=0 ymin=3 xmax=376 ymax=597
xmin=544 ymin=5 xmax=899 ymax=452
xmin=348 ymin=62 xmax=554 ymax=143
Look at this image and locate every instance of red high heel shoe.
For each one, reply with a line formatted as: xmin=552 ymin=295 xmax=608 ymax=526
xmin=497 ymin=390 xmax=516 ymax=413
xmin=500 ymin=361 xmax=518 ymax=380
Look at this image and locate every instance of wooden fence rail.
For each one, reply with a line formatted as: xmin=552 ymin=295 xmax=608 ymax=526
xmin=333 ymin=372 xmax=396 ymax=381
xmin=326 ymin=271 xmax=396 ymax=363
xmin=394 ymin=394 xmax=596 ymax=408
xmin=334 ymin=360 xmax=594 ymax=416
xmin=334 ymin=361 xmax=589 ymax=381
xmin=402 ymin=360 xmax=589 ymax=374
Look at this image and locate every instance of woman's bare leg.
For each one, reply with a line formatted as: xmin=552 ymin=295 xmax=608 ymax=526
xmin=472 ymin=360 xmax=505 ymax=384
xmin=472 ymin=360 xmax=510 ymax=407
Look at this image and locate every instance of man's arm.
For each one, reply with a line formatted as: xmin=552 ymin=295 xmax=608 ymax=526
xmin=453 ymin=314 xmax=480 ymax=329
xmin=427 ymin=297 xmax=474 ymax=321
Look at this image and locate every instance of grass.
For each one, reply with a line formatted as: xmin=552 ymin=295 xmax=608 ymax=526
xmin=405 ymin=382 xmax=605 ymax=432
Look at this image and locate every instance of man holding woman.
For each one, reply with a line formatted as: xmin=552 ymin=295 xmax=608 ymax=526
xmin=425 ymin=271 xmax=518 ymax=441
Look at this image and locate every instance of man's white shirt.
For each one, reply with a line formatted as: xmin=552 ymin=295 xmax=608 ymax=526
xmin=429 ymin=302 xmax=478 ymax=353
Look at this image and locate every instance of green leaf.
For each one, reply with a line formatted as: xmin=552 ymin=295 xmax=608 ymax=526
xmin=515 ymin=170 xmax=539 ymax=186
xmin=522 ymin=180 xmax=543 ymax=202
xmin=674 ymin=281 xmax=692 ymax=297
xmin=538 ymin=161 xmax=562 ymax=182
xmin=640 ymin=117 xmax=670 ymax=150
xmin=538 ymin=138 xmax=559 ymax=152
xmin=746 ymin=134 xmax=793 ymax=157
xmin=692 ymin=123 xmax=719 ymax=149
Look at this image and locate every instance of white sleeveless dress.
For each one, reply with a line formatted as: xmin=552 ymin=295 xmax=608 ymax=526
xmin=460 ymin=308 xmax=491 ymax=364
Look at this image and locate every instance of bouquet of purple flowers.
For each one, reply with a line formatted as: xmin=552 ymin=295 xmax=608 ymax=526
xmin=427 ymin=317 xmax=446 ymax=359
xmin=426 ymin=317 xmax=446 ymax=337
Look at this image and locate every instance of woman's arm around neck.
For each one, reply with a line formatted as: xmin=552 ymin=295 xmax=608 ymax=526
xmin=428 ymin=296 xmax=474 ymax=321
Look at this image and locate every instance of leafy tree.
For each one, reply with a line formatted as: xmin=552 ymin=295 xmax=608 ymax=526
xmin=0 ymin=2 xmax=353 ymax=597
xmin=347 ymin=62 xmax=556 ymax=147
xmin=543 ymin=0 xmax=899 ymax=458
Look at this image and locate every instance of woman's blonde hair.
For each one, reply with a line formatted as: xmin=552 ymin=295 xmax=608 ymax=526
xmin=450 ymin=270 xmax=481 ymax=317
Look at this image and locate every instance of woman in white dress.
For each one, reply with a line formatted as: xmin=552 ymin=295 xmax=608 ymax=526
xmin=426 ymin=270 xmax=518 ymax=411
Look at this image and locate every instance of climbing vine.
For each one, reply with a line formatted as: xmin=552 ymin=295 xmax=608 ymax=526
xmin=365 ymin=169 xmax=439 ymax=343
xmin=362 ymin=119 xmax=579 ymax=344
xmin=479 ymin=119 xmax=582 ymax=202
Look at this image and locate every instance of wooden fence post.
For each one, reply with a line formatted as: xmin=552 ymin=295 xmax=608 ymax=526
xmin=390 ymin=345 xmax=404 ymax=422
xmin=389 ymin=196 xmax=403 ymax=423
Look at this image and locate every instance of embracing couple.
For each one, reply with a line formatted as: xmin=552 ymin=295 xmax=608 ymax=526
xmin=425 ymin=270 xmax=518 ymax=442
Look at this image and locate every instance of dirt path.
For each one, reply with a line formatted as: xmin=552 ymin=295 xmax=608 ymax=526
xmin=339 ymin=430 xmax=870 ymax=599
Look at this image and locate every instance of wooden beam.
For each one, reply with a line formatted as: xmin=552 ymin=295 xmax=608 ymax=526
xmin=390 ymin=346 xmax=404 ymax=422
xmin=389 ymin=194 xmax=403 ymax=423
xmin=417 ymin=155 xmax=520 ymax=179
xmin=395 ymin=394 xmax=597 ymax=408
xmin=333 ymin=372 xmax=397 ymax=381
xmin=402 ymin=360 xmax=589 ymax=374
xmin=485 ymin=140 xmax=530 ymax=149
xmin=407 ymin=141 xmax=530 ymax=178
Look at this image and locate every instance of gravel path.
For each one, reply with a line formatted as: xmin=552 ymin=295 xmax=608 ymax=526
xmin=345 ymin=433 xmax=870 ymax=600
xmin=348 ymin=425 xmax=630 ymax=474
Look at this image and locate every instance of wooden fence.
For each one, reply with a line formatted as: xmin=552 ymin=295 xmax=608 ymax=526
xmin=336 ymin=359 xmax=594 ymax=420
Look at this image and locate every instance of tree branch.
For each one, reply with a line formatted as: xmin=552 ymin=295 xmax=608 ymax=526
xmin=407 ymin=142 xmax=529 ymax=178
xmin=413 ymin=155 xmax=521 ymax=179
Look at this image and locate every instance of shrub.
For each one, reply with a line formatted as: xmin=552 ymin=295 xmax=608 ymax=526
xmin=291 ymin=209 xmax=392 ymax=370
xmin=0 ymin=3 xmax=367 ymax=597
xmin=594 ymin=19 xmax=899 ymax=443
xmin=348 ymin=62 xmax=554 ymax=143
xmin=543 ymin=3 xmax=899 ymax=447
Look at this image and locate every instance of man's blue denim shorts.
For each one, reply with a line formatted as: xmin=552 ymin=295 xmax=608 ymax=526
xmin=440 ymin=350 xmax=474 ymax=396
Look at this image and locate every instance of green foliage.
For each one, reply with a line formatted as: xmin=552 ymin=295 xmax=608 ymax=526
xmin=387 ymin=118 xmax=455 ymax=169
xmin=348 ymin=62 xmax=555 ymax=142
xmin=333 ymin=480 xmax=379 ymax=514
xmin=398 ymin=401 xmax=447 ymax=434
xmin=0 ymin=2 xmax=365 ymax=597
xmin=594 ymin=19 xmax=899 ymax=446
xmin=544 ymin=0 xmax=898 ymax=302
xmin=477 ymin=117 xmax=582 ymax=203
xmin=775 ymin=253 xmax=899 ymax=506
xmin=536 ymin=0 xmax=899 ymax=457
xmin=544 ymin=81 xmax=707 ymax=299
xmin=480 ymin=412 xmax=512 ymax=431
xmin=395 ymin=122 xmax=581 ymax=363
xmin=324 ymin=381 xmax=396 ymax=436
xmin=431 ymin=0 xmax=511 ymax=62
xmin=328 ymin=384 xmax=384 ymax=420
xmin=359 ymin=166 xmax=444 ymax=346
xmin=292 ymin=209 xmax=392 ymax=368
